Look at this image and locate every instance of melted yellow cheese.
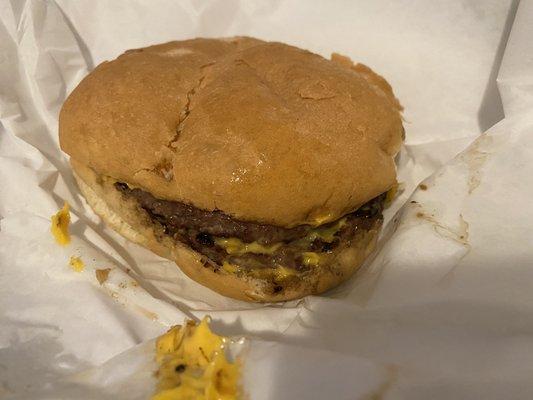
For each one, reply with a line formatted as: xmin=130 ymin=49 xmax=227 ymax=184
xmin=306 ymin=218 xmax=346 ymax=243
xmin=311 ymin=212 xmax=333 ymax=226
xmin=385 ymin=183 xmax=399 ymax=206
xmin=182 ymin=318 xmax=224 ymax=366
xmin=273 ymin=266 xmax=296 ymax=280
xmin=301 ymin=252 xmax=321 ymax=266
xmin=215 ymin=217 xmax=345 ymax=260
xmin=222 ymin=262 xmax=239 ymax=274
xmin=212 ymin=218 xmax=346 ymax=279
xmin=215 ymin=238 xmax=281 ymax=255
xmin=247 ymin=265 xmax=297 ymax=281
xmin=205 ymin=351 xmax=239 ymax=400
xmin=51 ymin=202 xmax=71 ymax=246
xmin=69 ymin=256 xmax=84 ymax=272
xmin=153 ymin=317 xmax=239 ymax=400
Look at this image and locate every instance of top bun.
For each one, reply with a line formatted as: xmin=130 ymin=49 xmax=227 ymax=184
xmin=60 ymin=37 xmax=402 ymax=227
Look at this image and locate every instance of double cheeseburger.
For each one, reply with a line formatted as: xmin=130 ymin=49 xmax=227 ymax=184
xmin=59 ymin=37 xmax=403 ymax=302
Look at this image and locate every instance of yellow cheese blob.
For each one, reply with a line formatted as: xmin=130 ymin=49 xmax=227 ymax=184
xmin=245 ymin=265 xmax=298 ymax=281
xmin=205 ymin=350 xmax=240 ymax=400
xmin=306 ymin=217 xmax=347 ymax=243
xmin=222 ymin=262 xmax=239 ymax=274
xmin=273 ymin=266 xmax=297 ymax=280
xmin=153 ymin=317 xmax=239 ymax=400
xmin=215 ymin=238 xmax=281 ymax=255
xmin=301 ymin=252 xmax=321 ymax=266
xmin=69 ymin=256 xmax=84 ymax=272
xmin=51 ymin=202 xmax=71 ymax=246
xmin=312 ymin=213 xmax=333 ymax=225
xmin=385 ymin=182 xmax=399 ymax=206
xmin=182 ymin=318 xmax=224 ymax=367
xmin=152 ymin=386 xmax=201 ymax=400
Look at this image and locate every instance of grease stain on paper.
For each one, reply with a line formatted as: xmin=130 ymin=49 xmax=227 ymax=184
xmin=414 ymin=206 xmax=470 ymax=249
xmin=460 ymin=134 xmax=494 ymax=194
xmin=360 ymin=365 xmax=398 ymax=400
xmin=134 ymin=306 xmax=159 ymax=321
xmin=103 ymin=280 xmax=158 ymax=321
xmin=412 ymin=203 xmax=472 ymax=285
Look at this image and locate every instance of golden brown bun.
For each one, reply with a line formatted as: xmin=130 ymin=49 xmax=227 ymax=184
xmin=60 ymin=37 xmax=402 ymax=228
xmin=72 ymin=160 xmax=381 ymax=302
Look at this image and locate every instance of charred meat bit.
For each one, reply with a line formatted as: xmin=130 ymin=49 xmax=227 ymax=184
xmin=196 ymin=232 xmax=214 ymax=246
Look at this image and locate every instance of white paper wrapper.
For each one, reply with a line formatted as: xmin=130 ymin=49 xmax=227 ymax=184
xmin=1 ymin=0 xmax=533 ymax=398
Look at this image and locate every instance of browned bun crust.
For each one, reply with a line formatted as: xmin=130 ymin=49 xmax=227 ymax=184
xmin=60 ymin=37 xmax=402 ymax=228
xmin=72 ymin=159 xmax=381 ymax=302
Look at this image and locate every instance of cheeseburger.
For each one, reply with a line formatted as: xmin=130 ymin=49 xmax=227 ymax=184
xmin=59 ymin=37 xmax=403 ymax=302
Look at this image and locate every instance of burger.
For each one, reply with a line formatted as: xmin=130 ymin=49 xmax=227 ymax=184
xmin=59 ymin=37 xmax=403 ymax=302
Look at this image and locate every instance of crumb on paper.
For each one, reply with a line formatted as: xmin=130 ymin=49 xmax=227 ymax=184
xmin=95 ymin=268 xmax=111 ymax=284
xmin=51 ymin=202 xmax=71 ymax=246
xmin=419 ymin=183 xmax=428 ymax=190
xmin=69 ymin=256 xmax=84 ymax=272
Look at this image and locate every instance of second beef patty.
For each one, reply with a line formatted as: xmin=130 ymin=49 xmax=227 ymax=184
xmin=115 ymin=182 xmax=385 ymax=273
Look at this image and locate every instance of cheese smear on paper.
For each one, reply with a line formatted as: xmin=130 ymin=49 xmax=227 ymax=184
xmin=51 ymin=202 xmax=71 ymax=245
xmin=153 ymin=317 xmax=240 ymax=400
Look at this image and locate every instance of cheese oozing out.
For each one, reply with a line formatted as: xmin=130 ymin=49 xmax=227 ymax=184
xmin=215 ymin=237 xmax=281 ymax=255
xmin=215 ymin=218 xmax=347 ymax=259
xmin=153 ymin=317 xmax=240 ymax=400
xmin=305 ymin=218 xmax=347 ymax=243
xmin=212 ymin=218 xmax=350 ymax=280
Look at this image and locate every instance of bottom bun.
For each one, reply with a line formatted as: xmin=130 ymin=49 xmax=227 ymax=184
xmin=72 ymin=159 xmax=381 ymax=302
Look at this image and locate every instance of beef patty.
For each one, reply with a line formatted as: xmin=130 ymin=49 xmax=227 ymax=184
xmin=115 ymin=182 xmax=385 ymax=272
